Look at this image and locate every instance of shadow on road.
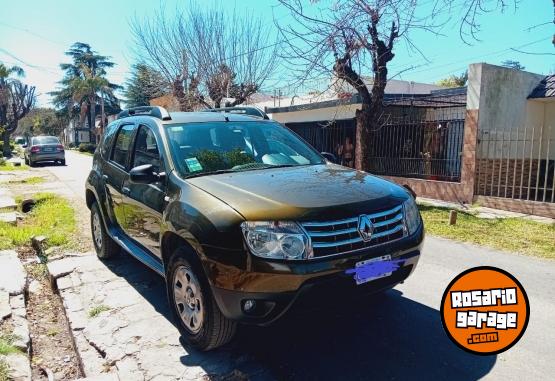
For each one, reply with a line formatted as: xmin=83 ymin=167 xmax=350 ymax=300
xmin=104 ymin=253 xmax=496 ymax=380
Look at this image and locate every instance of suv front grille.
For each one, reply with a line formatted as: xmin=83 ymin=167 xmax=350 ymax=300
xmin=301 ymin=204 xmax=406 ymax=258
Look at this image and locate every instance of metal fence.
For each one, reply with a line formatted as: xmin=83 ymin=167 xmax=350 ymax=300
xmin=475 ymin=125 xmax=555 ymax=203
xmin=286 ymin=91 xmax=467 ymax=182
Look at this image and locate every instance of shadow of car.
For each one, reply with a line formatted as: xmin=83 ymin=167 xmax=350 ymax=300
xmin=102 ymin=253 xmax=496 ymax=380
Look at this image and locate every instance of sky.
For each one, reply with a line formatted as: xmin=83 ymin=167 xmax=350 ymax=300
xmin=1 ymin=0 xmax=553 ymax=106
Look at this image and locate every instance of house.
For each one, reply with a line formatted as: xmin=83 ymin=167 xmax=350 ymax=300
xmin=256 ymin=64 xmax=555 ymax=218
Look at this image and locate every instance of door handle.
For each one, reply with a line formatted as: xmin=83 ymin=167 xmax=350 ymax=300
xmin=122 ymin=187 xmax=130 ymax=195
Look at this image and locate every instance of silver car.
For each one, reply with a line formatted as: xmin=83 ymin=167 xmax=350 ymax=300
xmin=24 ymin=136 xmax=65 ymax=166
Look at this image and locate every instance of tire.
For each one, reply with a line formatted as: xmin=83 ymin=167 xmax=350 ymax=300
xmin=167 ymin=248 xmax=237 ymax=351
xmin=24 ymin=156 xmax=28 ymax=165
xmin=29 ymin=159 xmax=34 ymax=167
xmin=90 ymin=202 xmax=119 ymax=259
xmin=61 ymin=159 xmax=66 ymax=166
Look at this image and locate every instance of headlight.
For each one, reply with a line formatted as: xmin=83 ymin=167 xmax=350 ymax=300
xmin=403 ymin=197 xmax=421 ymax=235
xmin=240 ymin=221 xmax=312 ymax=260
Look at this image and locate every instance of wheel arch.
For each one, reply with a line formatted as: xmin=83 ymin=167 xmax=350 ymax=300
xmin=161 ymin=231 xmax=205 ymax=275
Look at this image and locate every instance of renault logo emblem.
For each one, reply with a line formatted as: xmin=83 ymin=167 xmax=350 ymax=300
xmin=357 ymin=215 xmax=374 ymax=242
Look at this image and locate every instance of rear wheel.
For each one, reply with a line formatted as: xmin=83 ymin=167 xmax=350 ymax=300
xmin=90 ymin=202 xmax=119 ymax=259
xmin=24 ymin=156 xmax=29 ymax=165
xmin=167 ymin=248 xmax=236 ymax=351
xmin=60 ymin=159 xmax=66 ymax=166
xmin=29 ymin=159 xmax=35 ymax=167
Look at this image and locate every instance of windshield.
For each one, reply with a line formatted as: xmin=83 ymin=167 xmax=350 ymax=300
xmin=165 ymin=121 xmax=325 ymax=177
xmin=32 ymin=136 xmax=60 ymax=145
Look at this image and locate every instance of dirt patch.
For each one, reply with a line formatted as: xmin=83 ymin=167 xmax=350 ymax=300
xmin=24 ymin=260 xmax=83 ymax=380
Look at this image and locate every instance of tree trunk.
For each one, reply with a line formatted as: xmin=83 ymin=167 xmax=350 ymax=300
xmin=90 ymin=97 xmax=96 ymax=144
xmin=2 ymin=130 xmax=11 ymax=158
xmin=354 ymin=106 xmax=371 ymax=170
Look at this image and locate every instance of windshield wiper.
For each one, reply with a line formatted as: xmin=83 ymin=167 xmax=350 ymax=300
xmin=184 ymin=169 xmax=238 ymax=179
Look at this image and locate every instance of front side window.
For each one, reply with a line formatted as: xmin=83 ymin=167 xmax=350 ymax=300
xmin=110 ymin=124 xmax=136 ymax=168
xmin=164 ymin=121 xmax=324 ymax=177
xmin=132 ymin=125 xmax=162 ymax=173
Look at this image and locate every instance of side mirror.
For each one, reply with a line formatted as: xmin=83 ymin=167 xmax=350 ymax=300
xmin=129 ymin=164 xmax=164 ymax=184
xmin=22 ymin=143 xmax=28 ymax=148
xmin=321 ymin=152 xmax=337 ymax=163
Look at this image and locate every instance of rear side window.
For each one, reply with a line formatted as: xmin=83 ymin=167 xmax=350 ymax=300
xmin=110 ymin=124 xmax=136 ymax=168
xmin=100 ymin=122 xmax=119 ymax=159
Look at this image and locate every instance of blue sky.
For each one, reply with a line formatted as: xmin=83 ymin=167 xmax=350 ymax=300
xmin=1 ymin=0 xmax=553 ymax=106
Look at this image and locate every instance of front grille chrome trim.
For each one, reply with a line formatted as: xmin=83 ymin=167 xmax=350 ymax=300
xmin=300 ymin=204 xmax=406 ymax=258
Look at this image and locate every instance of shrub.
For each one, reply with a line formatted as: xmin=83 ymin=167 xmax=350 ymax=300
xmin=78 ymin=143 xmax=96 ymax=153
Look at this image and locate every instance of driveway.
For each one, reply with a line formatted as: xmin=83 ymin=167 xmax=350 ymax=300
xmin=42 ymin=151 xmax=555 ymax=380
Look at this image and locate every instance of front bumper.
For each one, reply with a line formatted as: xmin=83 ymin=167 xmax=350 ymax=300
xmin=210 ymin=224 xmax=424 ymax=325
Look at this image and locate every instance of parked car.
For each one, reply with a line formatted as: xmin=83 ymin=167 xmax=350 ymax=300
xmin=85 ymin=106 xmax=424 ymax=351
xmin=24 ymin=136 xmax=65 ymax=166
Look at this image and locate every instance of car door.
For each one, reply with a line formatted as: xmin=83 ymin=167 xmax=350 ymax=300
xmin=103 ymin=123 xmax=137 ymax=230
xmin=121 ymin=124 xmax=166 ymax=258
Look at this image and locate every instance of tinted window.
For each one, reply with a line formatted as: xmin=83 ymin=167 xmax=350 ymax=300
xmin=132 ymin=125 xmax=162 ymax=173
xmin=32 ymin=136 xmax=59 ymax=145
xmin=165 ymin=122 xmax=324 ymax=177
xmin=100 ymin=122 xmax=119 ymax=159
xmin=110 ymin=124 xmax=135 ymax=168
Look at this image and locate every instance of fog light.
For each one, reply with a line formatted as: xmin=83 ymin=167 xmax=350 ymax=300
xmin=243 ymin=299 xmax=256 ymax=313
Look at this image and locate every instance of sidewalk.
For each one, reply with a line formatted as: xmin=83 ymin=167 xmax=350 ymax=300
xmin=417 ymin=197 xmax=554 ymax=224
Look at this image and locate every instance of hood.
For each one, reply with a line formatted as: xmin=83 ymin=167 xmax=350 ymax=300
xmin=187 ymin=164 xmax=409 ymax=221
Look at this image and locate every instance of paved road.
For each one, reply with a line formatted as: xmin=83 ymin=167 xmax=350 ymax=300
xmin=42 ymin=151 xmax=555 ymax=380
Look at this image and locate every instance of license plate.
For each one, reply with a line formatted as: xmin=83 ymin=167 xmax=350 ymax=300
xmin=346 ymin=255 xmax=403 ymax=285
xmin=44 ymin=147 xmax=54 ymax=152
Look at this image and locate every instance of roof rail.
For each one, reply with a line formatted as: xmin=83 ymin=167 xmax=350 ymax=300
xmin=202 ymin=106 xmax=269 ymax=120
xmin=117 ymin=106 xmax=172 ymax=121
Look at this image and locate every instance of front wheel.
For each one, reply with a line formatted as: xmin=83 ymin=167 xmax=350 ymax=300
xmin=90 ymin=202 xmax=119 ymax=259
xmin=167 ymin=249 xmax=236 ymax=351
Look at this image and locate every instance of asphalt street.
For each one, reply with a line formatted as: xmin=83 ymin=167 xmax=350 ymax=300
xmin=42 ymin=150 xmax=555 ymax=380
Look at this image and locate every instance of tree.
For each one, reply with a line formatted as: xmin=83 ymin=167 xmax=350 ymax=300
xmin=501 ymin=60 xmax=525 ymax=70
xmin=131 ymin=6 xmax=277 ymax=110
xmin=51 ymin=43 xmax=121 ymax=142
xmin=17 ymin=108 xmax=66 ymax=137
xmin=437 ymin=71 xmax=468 ymax=88
xmin=0 ymin=63 xmax=35 ymax=156
xmin=277 ymin=0 xmax=517 ymax=171
xmin=123 ymin=64 xmax=168 ymax=108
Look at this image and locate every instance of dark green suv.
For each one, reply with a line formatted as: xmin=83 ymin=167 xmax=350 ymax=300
xmin=85 ymin=106 xmax=424 ymax=351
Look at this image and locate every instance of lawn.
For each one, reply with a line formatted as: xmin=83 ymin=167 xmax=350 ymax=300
xmin=419 ymin=205 xmax=555 ymax=259
xmin=0 ymin=193 xmax=76 ymax=250
xmin=0 ymin=163 xmax=28 ymax=171
xmin=7 ymin=176 xmax=44 ymax=184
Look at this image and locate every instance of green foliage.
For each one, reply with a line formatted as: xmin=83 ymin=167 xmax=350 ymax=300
xmin=194 ymin=148 xmax=255 ymax=173
xmin=17 ymin=108 xmax=64 ymax=136
xmin=0 ymin=141 xmax=15 ymax=151
xmin=419 ymin=204 xmax=555 ymax=258
xmin=0 ymin=334 xmax=21 ymax=355
xmin=88 ymin=305 xmax=111 ymax=318
xmin=437 ymin=71 xmax=468 ymax=88
xmin=78 ymin=143 xmax=96 ymax=153
xmin=50 ymin=42 xmax=121 ymax=125
xmin=0 ymin=163 xmax=28 ymax=171
xmin=123 ymin=63 xmax=168 ymax=108
xmin=0 ymin=193 xmax=76 ymax=250
xmin=501 ymin=60 xmax=525 ymax=71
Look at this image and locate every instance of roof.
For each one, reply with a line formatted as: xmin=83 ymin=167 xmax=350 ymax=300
xmin=265 ymin=87 xmax=467 ymax=114
xmin=528 ymin=75 xmax=555 ymax=99
xmin=162 ymin=112 xmax=273 ymax=124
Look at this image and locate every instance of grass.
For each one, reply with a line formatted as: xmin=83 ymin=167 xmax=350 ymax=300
xmin=0 ymin=334 xmax=21 ymax=356
xmin=7 ymin=176 xmax=44 ymax=185
xmin=420 ymin=204 xmax=555 ymax=259
xmin=0 ymin=193 xmax=76 ymax=250
xmin=88 ymin=305 xmax=111 ymax=318
xmin=0 ymin=163 xmax=28 ymax=171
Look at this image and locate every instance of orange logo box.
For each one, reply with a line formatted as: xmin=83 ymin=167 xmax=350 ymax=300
xmin=440 ymin=266 xmax=529 ymax=355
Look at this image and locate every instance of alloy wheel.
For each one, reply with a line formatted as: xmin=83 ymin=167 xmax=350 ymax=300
xmin=173 ymin=266 xmax=204 ymax=334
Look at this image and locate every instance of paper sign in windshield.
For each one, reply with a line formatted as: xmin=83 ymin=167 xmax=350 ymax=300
xmin=185 ymin=157 xmax=203 ymax=172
